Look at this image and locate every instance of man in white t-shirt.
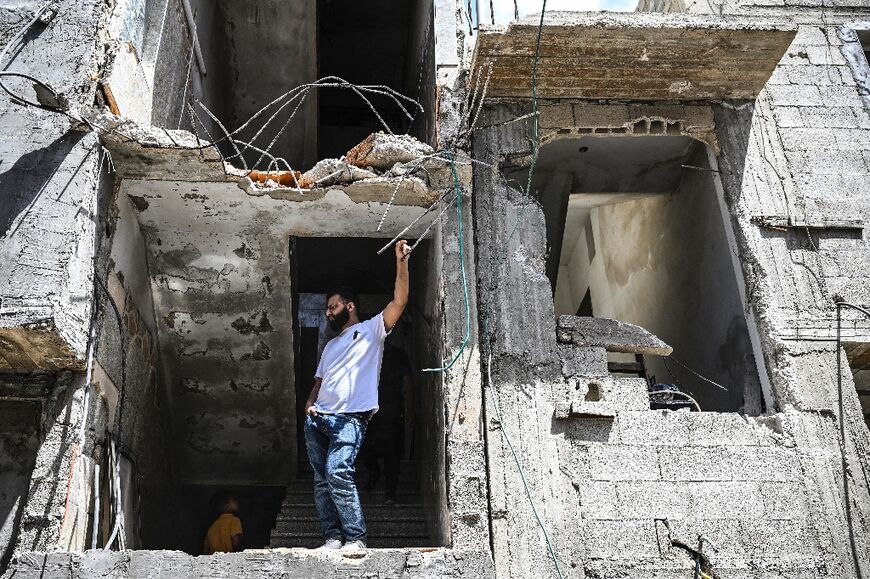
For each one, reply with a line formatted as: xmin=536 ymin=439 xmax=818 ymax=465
xmin=303 ymin=239 xmax=410 ymax=552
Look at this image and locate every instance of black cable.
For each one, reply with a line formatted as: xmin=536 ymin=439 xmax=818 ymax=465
xmin=0 ymin=71 xmax=66 ymax=111
xmin=0 ymin=2 xmax=67 ymax=113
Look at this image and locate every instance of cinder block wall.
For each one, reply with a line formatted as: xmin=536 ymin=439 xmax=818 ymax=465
xmin=472 ymin=57 xmax=870 ymax=575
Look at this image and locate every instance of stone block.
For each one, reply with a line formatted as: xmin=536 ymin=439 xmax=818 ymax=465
xmin=741 ymin=519 xmax=818 ymax=559
xmin=764 ymin=85 xmax=823 ymax=106
xmin=686 ymin=481 xmax=765 ymax=519
xmin=817 ymin=86 xmax=866 ymax=108
xmin=765 ymin=65 xmax=790 ymax=86
xmin=624 ymin=104 xmax=715 ymax=131
xmin=615 ymin=481 xmax=690 ymax=519
xmin=793 ymin=26 xmax=830 ymax=47
xmin=778 ymin=127 xmax=839 ymax=151
xmin=587 ymin=444 xmax=661 ymax=482
xmin=538 ymin=103 xmax=574 ymax=128
xmin=583 ymin=520 xmax=660 ymax=560
xmin=783 ymin=64 xmax=852 ymax=87
xmin=805 ymin=45 xmax=847 ymax=66
xmin=658 ymin=446 xmax=801 ymax=482
xmin=557 ymin=316 xmax=672 ymax=356
xmin=558 ymin=344 xmax=608 ymax=378
xmin=618 ymin=411 xmax=691 ymax=446
xmin=567 ymin=401 xmax=617 ymax=419
xmin=663 ymin=519 xmax=746 ymax=561
xmin=773 ymin=106 xmax=803 ymax=127
xmin=759 ymin=481 xmax=807 ymax=519
xmin=573 ymin=103 xmax=631 ymax=127
xmin=608 ymin=377 xmax=651 ymax=412
xmin=577 ymin=480 xmax=619 ymax=520
xmin=800 ymin=106 xmax=858 ymax=128
xmin=682 ymin=413 xmax=780 ymax=447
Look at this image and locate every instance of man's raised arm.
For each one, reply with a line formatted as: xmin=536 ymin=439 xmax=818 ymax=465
xmin=382 ymin=240 xmax=410 ymax=332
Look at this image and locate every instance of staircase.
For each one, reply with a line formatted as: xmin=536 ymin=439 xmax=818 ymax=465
xmin=269 ymin=461 xmax=434 ymax=548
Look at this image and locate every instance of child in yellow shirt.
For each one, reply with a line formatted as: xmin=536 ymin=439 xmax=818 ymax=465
xmin=203 ymin=491 xmax=243 ymax=554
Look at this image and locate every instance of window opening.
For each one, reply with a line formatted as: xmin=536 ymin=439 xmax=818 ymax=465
xmin=525 ymin=135 xmax=764 ymax=413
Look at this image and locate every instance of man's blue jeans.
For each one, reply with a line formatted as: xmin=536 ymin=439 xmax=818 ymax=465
xmin=304 ymin=413 xmax=368 ymax=542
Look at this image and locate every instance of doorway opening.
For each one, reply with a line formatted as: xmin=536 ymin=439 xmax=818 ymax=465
xmin=275 ymin=236 xmax=443 ymax=548
xmin=526 ymin=135 xmax=766 ymax=414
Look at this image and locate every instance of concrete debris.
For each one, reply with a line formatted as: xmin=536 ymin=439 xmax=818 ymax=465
xmin=556 ymin=315 xmax=673 ymax=356
xmin=345 ymin=132 xmax=434 ymax=171
xmin=299 ymin=158 xmax=378 ymax=188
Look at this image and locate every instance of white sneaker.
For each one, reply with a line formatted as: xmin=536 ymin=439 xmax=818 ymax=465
xmin=340 ymin=540 xmax=366 ymax=556
xmin=320 ymin=538 xmax=343 ymax=550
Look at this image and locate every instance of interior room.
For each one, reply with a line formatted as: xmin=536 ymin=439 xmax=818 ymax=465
xmin=526 ymin=135 xmax=765 ymax=413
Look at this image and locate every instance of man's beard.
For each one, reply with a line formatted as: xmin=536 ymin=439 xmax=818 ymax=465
xmin=328 ymin=308 xmax=350 ymax=331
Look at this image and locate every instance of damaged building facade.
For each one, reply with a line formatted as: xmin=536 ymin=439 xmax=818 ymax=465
xmin=1 ymin=0 xmax=870 ymax=576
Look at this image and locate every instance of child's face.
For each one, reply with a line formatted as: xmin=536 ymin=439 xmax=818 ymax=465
xmin=226 ymin=498 xmax=239 ymax=513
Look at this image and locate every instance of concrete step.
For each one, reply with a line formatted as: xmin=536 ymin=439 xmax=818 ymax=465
xmin=273 ymin=518 xmax=427 ymax=536
xmin=269 ymin=531 xmax=433 ymax=549
xmin=295 ymin=460 xmax=419 ymax=474
xmin=277 ymin=503 xmax=425 ymax=520
xmin=284 ymin=478 xmax=420 ymax=492
xmin=281 ymin=489 xmax=423 ymax=505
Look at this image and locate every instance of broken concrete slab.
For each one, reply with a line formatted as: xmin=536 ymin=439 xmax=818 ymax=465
xmin=241 ymin=176 xmax=441 ymax=208
xmin=557 ymin=315 xmax=673 ymax=356
xmin=300 ymin=158 xmax=378 ymax=187
xmin=471 ymin=12 xmax=796 ymax=100
xmin=92 ymin=110 xmax=226 ymax=181
xmin=345 ymin=132 xmax=434 ymax=171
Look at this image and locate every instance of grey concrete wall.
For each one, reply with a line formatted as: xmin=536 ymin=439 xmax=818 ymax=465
xmin=472 ymin=99 xmax=870 ymax=577
xmin=0 ymin=398 xmax=41 ymax=571
xmin=410 ymin=241 xmax=449 ymax=544
xmin=0 ymin=0 xmax=107 ymax=364
xmin=93 ymin=192 xmax=185 ymax=549
xmin=207 ymin=0 xmax=317 ymax=169
xmin=406 ymin=0 xmax=436 ymax=145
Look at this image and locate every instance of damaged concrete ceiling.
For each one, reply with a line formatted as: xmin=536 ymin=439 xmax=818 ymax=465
xmin=101 ymin=119 xmax=442 ymax=484
xmin=471 ymin=12 xmax=796 ymax=100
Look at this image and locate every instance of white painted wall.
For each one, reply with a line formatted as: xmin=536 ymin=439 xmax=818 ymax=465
xmin=554 ymin=162 xmax=761 ymax=412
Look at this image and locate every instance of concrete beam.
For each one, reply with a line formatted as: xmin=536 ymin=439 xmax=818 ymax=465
xmin=557 ymin=315 xmax=673 ymax=356
xmin=471 ymin=12 xmax=796 ymax=100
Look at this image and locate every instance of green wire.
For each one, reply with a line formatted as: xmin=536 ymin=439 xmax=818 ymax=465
xmin=423 ymin=151 xmax=471 ymax=373
xmin=423 ymin=4 xmax=563 ymax=576
xmin=482 ymin=3 xmax=566 ymax=578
